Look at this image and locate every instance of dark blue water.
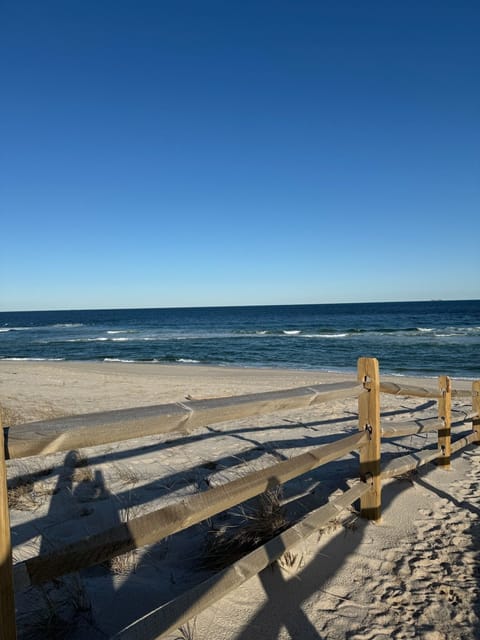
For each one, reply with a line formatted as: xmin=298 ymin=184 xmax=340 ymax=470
xmin=0 ymin=301 xmax=479 ymax=378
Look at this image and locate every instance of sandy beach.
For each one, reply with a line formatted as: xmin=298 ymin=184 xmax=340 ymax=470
xmin=1 ymin=360 xmax=479 ymax=639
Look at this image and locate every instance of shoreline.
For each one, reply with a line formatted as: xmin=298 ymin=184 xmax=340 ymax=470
xmin=2 ymin=356 xmax=478 ymax=377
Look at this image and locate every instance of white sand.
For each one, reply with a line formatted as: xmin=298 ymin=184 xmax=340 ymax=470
xmin=1 ymin=361 xmax=479 ymax=639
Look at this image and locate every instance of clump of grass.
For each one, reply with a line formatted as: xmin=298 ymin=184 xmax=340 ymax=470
xmin=174 ymin=619 xmax=197 ymax=640
xmin=71 ymin=454 xmax=94 ymax=483
xmin=201 ymin=487 xmax=289 ymax=571
xmin=8 ymin=480 xmax=36 ymax=510
xmin=278 ymin=550 xmax=301 ymax=570
xmin=108 ymin=549 xmax=138 ymax=575
xmin=313 ymin=510 xmax=359 ymax=544
xmin=21 ymin=607 xmax=72 ymax=640
xmin=19 ymin=577 xmax=91 ymax=640
xmin=103 ymin=502 xmax=142 ymax=575
xmin=343 ymin=513 xmax=359 ymax=531
xmin=114 ymin=463 xmax=140 ymax=487
xmin=72 ymin=466 xmax=94 ymax=483
xmin=7 ymin=474 xmax=56 ymax=511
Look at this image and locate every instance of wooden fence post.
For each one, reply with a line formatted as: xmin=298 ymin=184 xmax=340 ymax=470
xmin=473 ymin=381 xmax=480 ymax=443
xmin=0 ymin=423 xmax=16 ymax=640
xmin=357 ymin=357 xmax=381 ymax=521
xmin=437 ymin=376 xmax=451 ymax=469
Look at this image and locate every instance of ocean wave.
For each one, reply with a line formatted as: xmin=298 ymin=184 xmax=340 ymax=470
xmin=0 ymin=357 xmax=65 ymax=361
xmin=66 ymin=336 xmax=136 ymax=343
xmin=106 ymin=330 xmax=134 ymax=335
xmin=104 ymin=357 xmax=172 ymax=364
xmin=431 ymin=327 xmax=480 ymax=338
xmin=176 ymin=358 xmax=200 ymax=363
xmin=0 ymin=323 xmax=85 ymax=333
xmin=303 ymin=333 xmax=348 ymax=338
xmin=51 ymin=323 xmax=84 ymax=328
xmin=244 ymin=326 xmax=461 ymax=337
xmin=66 ymin=337 xmax=109 ymax=342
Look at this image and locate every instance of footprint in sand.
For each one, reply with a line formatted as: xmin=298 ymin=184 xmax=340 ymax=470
xmin=351 ymin=449 xmax=480 ymax=639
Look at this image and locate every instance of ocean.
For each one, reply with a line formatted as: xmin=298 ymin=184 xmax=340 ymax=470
xmin=0 ymin=300 xmax=479 ymax=378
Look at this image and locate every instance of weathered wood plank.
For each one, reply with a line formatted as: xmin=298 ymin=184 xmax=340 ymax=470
xmin=381 ymin=446 xmax=441 ymax=479
xmin=450 ymin=431 xmax=478 ymax=454
xmin=452 ymin=415 xmax=478 ymax=426
xmin=380 ymin=382 xmax=441 ymax=399
xmin=6 ymin=381 xmax=363 ymax=459
xmin=17 ymin=430 xmax=368 ymax=586
xmin=451 ymin=388 xmax=473 ymax=398
xmin=473 ymin=381 xmax=480 ymax=442
xmin=358 ymin=358 xmax=381 ymax=521
xmin=0 ymin=423 xmax=16 ymax=640
xmin=382 ymin=429 xmax=477 ymax=480
xmin=381 ymin=417 xmax=443 ymax=439
xmin=112 ymin=480 xmax=370 ymax=640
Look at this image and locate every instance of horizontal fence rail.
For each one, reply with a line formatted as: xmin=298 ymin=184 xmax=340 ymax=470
xmin=5 ymin=381 xmax=363 ymax=459
xmin=14 ymin=430 xmax=368 ymax=587
xmin=381 ymin=429 xmax=478 ymax=480
xmin=381 ymin=417 xmax=445 ymax=438
xmin=1 ymin=360 xmax=479 ymax=640
xmin=379 ymin=381 xmax=442 ymax=398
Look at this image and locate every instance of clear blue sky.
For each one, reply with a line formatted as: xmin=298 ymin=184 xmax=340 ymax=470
xmin=1 ymin=1 xmax=479 ymax=311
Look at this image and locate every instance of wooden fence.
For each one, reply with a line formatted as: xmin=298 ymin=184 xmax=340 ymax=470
xmin=1 ymin=357 xmax=479 ymax=640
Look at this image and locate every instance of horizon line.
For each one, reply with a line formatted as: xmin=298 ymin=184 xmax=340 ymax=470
xmin=1 ymin=298 xmax=479 ymax=314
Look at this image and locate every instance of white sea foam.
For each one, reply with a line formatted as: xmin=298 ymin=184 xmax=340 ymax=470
xmin=1 ymin=357 xmax=65 ymax=361
xmin=176 ymin=358 xmax=200 ymax=363
xmin=1 ymin=324 xmax=83 ymax=333
xmin=283 ymin=330 xmax=301 ymax=335
xmin=51 ymin=323 xmax=84 ymax=328
xmin=67 ymin=337 xmax=108 ymax=342
xmin=107 ymin=330 xmax=128 ymax=334
xmin=303 ymin=333 xmax=348 ymax=338
xmin=417 ymin=327 xmax=433 ymax=332
xmin=103 ymin=358 xmax=135 ymax=363
xmin=112 ymin=337 xmax=129 ymax=342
